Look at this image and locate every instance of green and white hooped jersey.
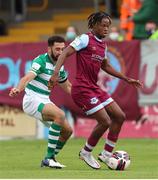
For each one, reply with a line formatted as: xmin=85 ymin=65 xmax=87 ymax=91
xmin=26 ymin=53 xmax=68 ymax=96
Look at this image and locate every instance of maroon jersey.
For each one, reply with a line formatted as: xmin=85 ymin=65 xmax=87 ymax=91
xmin=74 ymin=32 xmax=107 ymax=89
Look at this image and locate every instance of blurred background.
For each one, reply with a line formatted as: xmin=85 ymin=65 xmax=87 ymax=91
xmin=0 ymin=0 xmax=122 ymax=42
xmin=0 ymin=0 xmax=158 ymax=140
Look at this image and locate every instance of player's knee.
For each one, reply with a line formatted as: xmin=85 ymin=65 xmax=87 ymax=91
xmin=100 ymin=118 xmax=111 ymax=128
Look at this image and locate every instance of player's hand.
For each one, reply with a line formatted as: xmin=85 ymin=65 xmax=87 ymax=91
xmin=48 ymin=74 xmax=58 ymax=90
xmin=126 ymin=78 xmax=143 ymax=88
xmin=9 ymin=88 xmax=20 ymax=97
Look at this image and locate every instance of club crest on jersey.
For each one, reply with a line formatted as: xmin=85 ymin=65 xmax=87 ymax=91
xmin=90 ymin=97 xmax=99 ymax=104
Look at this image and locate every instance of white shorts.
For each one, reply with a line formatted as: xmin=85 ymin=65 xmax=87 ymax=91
xmin=23 ymin=89 xmax=54 ymax=127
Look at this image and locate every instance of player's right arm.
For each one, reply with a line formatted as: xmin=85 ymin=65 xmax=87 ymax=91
xmin=49 ymin=34 xmax=89 ymax=89
xmin=48 ymin=46 xmax=75 ymax=90
xmin=53 ymin=34 xmax=89 ymax=75
xmin=52 ymin=46 xmax=76 ymax=78
xmin=9 ymin=72 xmax=36 ymax=97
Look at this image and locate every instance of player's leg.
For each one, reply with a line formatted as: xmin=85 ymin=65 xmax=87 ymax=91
xmin=41 ymin=103 xmax=66 ymax=160
xmin=39 ymin=103 xmax=72 ymax=168
xmin=55 ymin=118 xmax=73 ymax=156
xmin=79 ymin=108 xmax=111 ymax=169
xmin=98 ymin=101 xmax=126 ymax=164
xmin=23 ymin=94 xmax=69 ymax=168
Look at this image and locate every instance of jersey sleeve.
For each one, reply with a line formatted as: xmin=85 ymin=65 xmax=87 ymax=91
xmin=29 ymin=57 xmax=44 ymax=75
xmin=70 ymin=34 xmax=89 ymax=51
xmin=58 ymin=66 xmax=68 ymax=83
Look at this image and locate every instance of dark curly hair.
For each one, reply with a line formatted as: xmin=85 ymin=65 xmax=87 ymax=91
xmin=87 ymin=11 xmax=112 ymax=29
xmin=48 ymin=36 xmax=65 ymax=46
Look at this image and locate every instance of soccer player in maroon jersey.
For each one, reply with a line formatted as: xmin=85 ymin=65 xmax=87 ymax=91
xmin=48 ymin=12 xmax=142 ymax=169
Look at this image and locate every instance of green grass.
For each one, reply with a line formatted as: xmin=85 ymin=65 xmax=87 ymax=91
xmin=0 ymin=138 xmax=158 ymax=179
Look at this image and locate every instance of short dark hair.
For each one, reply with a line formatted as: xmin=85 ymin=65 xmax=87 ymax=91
xmin=88 ymin=11 xmax=111 ymax=29
xmin=48 ymin=36 xmax=65 ymax=46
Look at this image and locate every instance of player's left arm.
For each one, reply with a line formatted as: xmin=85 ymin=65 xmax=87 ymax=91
xmin=58 ymin=79 xmax=72 ymax=95
xmin=101 ymin=59 xmax=143 ymax=88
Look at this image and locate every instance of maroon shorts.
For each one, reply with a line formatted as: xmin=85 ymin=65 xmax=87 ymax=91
xmin=71 ymin=86 xmax=113 ymax=115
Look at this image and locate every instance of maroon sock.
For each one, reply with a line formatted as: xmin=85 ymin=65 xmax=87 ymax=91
xmin=104 ymin=132 xmax=119 ymax=153
xmin=84 ymin=136 xmax=100 ymax=152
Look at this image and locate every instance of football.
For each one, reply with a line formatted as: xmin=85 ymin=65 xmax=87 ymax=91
xmin=108 ymin=150 xmax=131 ymax=170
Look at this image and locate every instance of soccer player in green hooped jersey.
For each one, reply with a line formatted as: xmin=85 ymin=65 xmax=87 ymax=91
xmin=9 ymin=36 xmax=72 ymax=169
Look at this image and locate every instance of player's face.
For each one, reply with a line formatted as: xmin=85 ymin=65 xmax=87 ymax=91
xmin=49 ymin=42 xmax=65 ymax=61
xmin=93 ymin=18 xmax=111 ymax=39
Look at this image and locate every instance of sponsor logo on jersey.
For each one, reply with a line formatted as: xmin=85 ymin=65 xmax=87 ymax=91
xmin=91 ymin=54 xmax=104 ymax=62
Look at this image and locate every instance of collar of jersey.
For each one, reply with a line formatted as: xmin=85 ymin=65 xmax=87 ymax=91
xmin=94 ymin=35 xmax=103 ymax=42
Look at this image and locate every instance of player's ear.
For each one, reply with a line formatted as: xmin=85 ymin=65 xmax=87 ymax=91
xmin=48 ymin=46 xmax=51 ymax=53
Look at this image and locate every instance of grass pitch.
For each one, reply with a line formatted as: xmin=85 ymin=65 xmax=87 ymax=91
xmin=0 ymin=138 xmax=158 ymax=179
